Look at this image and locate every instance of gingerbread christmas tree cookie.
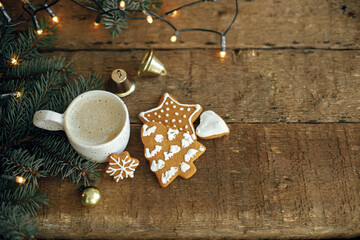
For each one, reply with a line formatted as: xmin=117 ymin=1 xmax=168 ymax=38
xmin=141 ymin=122 xmax=206 ymax=187
xmin=106 ymin=152 xmax=139 ymax=182
xmin=138 ymin=93 xmax=202 ymax=140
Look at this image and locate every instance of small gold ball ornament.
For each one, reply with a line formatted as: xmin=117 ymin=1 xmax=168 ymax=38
xmin=79 ymin=186 xmax=101 ymax=208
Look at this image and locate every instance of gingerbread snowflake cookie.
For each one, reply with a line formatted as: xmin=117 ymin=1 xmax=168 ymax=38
xmin=141 ymin=122 xmax=206 ymax=187
xmin=196 ymin=110 xmax=230 ymax=139
xmin=138 ymin=93 xmax=202 ymax=140
xmin=106 ymin=152 xmax=139 ymax=182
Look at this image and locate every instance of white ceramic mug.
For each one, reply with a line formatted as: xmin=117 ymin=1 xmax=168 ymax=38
xmin=33 ymin=90 xmax=130 ymax=163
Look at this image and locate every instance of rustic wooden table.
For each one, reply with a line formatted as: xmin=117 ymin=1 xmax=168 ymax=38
xmin=8 ymin=0 xmax=360 ymax=238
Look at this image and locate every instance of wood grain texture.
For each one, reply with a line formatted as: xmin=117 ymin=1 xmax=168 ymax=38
xmin=5 ymin=0 xmax=360 ymax=50
xmin=44 ymin=49 xmax=360 ymax=123
xmin=35 ymin=124 xmax=360 ymax=239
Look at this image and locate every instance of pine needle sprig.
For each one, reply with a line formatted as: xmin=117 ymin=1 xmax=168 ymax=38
xmin=0 ymin=202 xmax=40 ymax=240
xmin=0 ymin=149 xmax=47 ymax=187
xmin=31 ymin=133 xmax=100 ymax=186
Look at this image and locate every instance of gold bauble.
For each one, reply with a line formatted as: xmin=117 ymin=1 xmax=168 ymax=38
xmin=79 ymin=186 xmax=101 ymax=208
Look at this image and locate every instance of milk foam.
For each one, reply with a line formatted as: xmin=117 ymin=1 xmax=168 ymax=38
xmin=65 ymin=94 xmax=126 ymax=146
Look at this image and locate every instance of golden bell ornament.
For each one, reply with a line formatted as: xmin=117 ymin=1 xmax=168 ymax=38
xmin=79 ymin=186 xmax=101 ymax=208
xmin=138 ymin=50 xmax=167 ymax=76
xmin=106 ymin=69 xmax=135 ymax=97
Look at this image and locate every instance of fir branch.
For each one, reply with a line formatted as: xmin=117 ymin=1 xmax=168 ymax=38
xmin=1 ymin=149 xmax=47 ymax=187
xmin=0 ymin=202 xmax=40 ymax=240
xmin=31 ymin=133 xmax=100 ymax=186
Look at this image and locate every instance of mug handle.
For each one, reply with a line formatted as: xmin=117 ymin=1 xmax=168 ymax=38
xmin=33 ymin=110 xmax=65 ymax=131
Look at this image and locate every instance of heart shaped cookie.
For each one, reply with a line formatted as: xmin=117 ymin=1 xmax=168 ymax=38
xmin=196 ymin=110 xmax=230 ymax=139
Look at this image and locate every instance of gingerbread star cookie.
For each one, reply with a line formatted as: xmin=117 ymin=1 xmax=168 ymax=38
xmin=106 ymin=152 xmax=139 ymax=182
xmin=141 ymin=122 xmax=206 ymax=187
xmin=138 ymin=93 xmax=202 ymax=140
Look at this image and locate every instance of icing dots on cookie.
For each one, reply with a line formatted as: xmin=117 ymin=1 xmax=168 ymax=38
xmin=138 ymin=93 xmax=203 ymax=140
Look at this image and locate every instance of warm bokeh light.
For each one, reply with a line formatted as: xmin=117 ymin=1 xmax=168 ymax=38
xmin=16 ymin=176 xmax=26 ymax=184
xmin=146 ymin=15 xmax=153 ymax=24
xmin=16 ymin=91 xmax=22 ymax=98
xmin=94 ymin=22 xmax=99 ymax=27
xmin=37 ymin=29 xmax=43 ymax=35
xmin=170 ymin=35 xmax=177 ymax=42
xmin=0 ymin=2 xmax=3 ymax=7
xmin=119 ymin=0 xmax=125 ymax=10
xmin=171 ymin=10 xmax=178 ymax=17
xmin=52 ymin=16 xmax=59 ymax=23
xmin=220 ymin=51 xmax=226 ymax=58
xmin=10 ymin=57 xmax=18 ymax=65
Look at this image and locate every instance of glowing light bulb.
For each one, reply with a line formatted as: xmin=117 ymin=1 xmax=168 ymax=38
xmin=16 ymin=176 xmax=26 ymax=184
xmin=16 ymin=91 xmax=22 ymax=98
xmin=119 ymin=0 xmax=125 ymax=10
xmin=146 ymin=15 xmax=153 ymax=24
xmin=52 ymin=16 xmax=59 ymax=23
xmin=11 ymin=58 xmax=18 ymax=65
xmin=0 ymin=2 xmax=3 ymax=7
xmin=171 ymin=10 xmax=178 ymax=17
xmin=37 ymin=29 xmax=43 ymax=35
xmin=170 ymin=35 xmax=177 ymax=42
xmin=220 ymin=51 xmax=226 ymax=58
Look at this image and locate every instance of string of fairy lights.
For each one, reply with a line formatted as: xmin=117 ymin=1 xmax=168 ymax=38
xmin=0 ymin=0 xmax=238 ymax=64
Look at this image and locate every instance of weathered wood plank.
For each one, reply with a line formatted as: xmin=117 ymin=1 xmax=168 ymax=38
xmin=5 ymin=0 xmax=360 ymax=49
xmin=43 ymin=49 xmax=360 ymax=123
xmin=35 ymin=123 xmax=360 ymax=239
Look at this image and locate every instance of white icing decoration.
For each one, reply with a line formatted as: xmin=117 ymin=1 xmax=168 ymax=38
xmin=175 ymin=112 xmax=179 ymax=116
xmin=158 ymin=115 xmax=161 ymax=118
xmin=181 ymin=132 xmax=194 ymax=148
xmin=167 ymin=128 xmax=179 ymax=141
xmin=178 ymin=119 xmax=182 ymax=123
xmin=147 ymin=114 xmax=150 ymax=117
xmin=154 ymin=112 xmax=157 ymax=115
xmin=151 ymin=159 xmax=165 ymax=172
xmin=184 ymin=149 xmax=198 ymax=162
xmin=170 ymin=101 xmax=173 ymax=104
xmin=145 ymin=145 xmax=162 ymax=158
xmin=106 ymin=155 xmax=139 ymax=182
xmin=185 ymin=125 xmax=188 ymax=129
xmin=180 ymin=162 xmax=190 ymax=172
xmin=173 ymin=105 xmax=176 ymax=108
xmin=161 ymin=110 xmax=164 ymax=113
xmin=180 ymin=107 xmax=184 ymax=110
xmin=179 ymin=128 xmax=183 ymax=131
xmin=139 ymin=93 xmax=202 ymax=140
xmin=173 ymin=125 xmax=176 ymax=127
xmin=166 ymin=113 xmax=169 ymax=117
xmin=142 ymin=124 xmax=156 ymax=137
xmin=154 ymin=134 xmax=164 ymax=143
xmin=199 ymin=146 xmax=205 ymax=151
xmin=163 ymin=145 xmax=181 ymax=161
xmin=172 ymin=119 xmax=176 ymax=123
xmin=166 ymin=108 xmax=169 ymax=111
xmin=161 ymin=167 xmax=178 ymax=184
xmin=183 ymin=115 xmax=186 ymax=118
xmin=196 ymin=110 xmax=230 ymax=138
xmin=165 ymin=120 xmax=168 ymax=123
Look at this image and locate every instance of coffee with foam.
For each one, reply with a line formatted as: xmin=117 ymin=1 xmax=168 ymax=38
xmin=65 ymin=93 xmax=126 ymax=146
